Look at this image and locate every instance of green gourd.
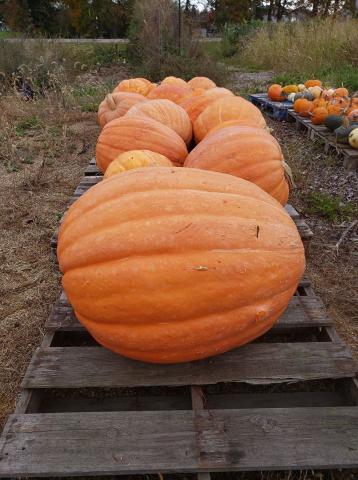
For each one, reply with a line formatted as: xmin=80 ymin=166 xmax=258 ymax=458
xmin=324 ymin=115 xmax=344 ymax=132
xmin=334 ymin=123 xmax=358 ymax=144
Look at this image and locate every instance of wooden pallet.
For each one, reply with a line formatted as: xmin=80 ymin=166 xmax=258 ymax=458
xmin=0 ymin=280 xmax=357 ymax=478
xmin=49 ymin=161 xmax=314 ymax=258
xmin=287 ymin=110 xmax=358 ymax=171
xmin=249 ymin=93 xmax=294 ymax=121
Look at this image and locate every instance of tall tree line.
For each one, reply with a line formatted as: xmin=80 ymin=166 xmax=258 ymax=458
xmin=206 ymin=0 xmax=356 ymax=23
xmin=0 ymin=0 xmax=134 ymax=37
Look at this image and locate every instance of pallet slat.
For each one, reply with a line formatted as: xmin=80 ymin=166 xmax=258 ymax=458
xmin=22 ymin=343 xmax=355 ymax=389
xmin=1 ymin=407 xmax=358 ymax=476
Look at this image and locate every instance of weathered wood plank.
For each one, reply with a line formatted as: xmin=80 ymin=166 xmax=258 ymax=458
xmin=1 ymin=407 xmax=358 ymax=476
xmin=22 ymin=343 xmax=355 ymax=389
xmin=45 ymin=293 xmax=329 ymax=332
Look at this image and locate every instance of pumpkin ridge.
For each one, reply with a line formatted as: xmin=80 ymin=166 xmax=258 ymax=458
xmin=74 ymin=288 xmax=293 ymax=331
xmin=73 ymin=294 xmax=293 ymax=364
xmin=59 ymin=214 xmax=301 ymax=263
xmin=61 ymin=246 xmax=303 ymax=279
xmin=59 ymin=186 xmax=289 ymax=237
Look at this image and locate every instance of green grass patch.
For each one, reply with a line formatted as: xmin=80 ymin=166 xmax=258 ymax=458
xmin=15 ymin=116 xmax=43 ymax=137
xmin=71 ymin=81 xmax=114 ymax=113
xmin=0 ymin=31 xmax=21 ymax=38
xmin=306 ymin=191 xmax=358 ymax=221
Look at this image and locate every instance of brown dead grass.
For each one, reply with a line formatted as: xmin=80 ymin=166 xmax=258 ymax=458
xmin=0 ymin=67 xmax=129 ymax=428
xmin=270 ymin=119 xmax=358 ymax=358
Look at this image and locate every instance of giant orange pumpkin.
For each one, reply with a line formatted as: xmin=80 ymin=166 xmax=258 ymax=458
xmin=180 ymin=87 xmax=234 ymax=123
xmin=96 ymin=116 xmax=188 ymax=172
xmin=147 ymin=84 xmax=193 ymax=104
xmin=188 ymin=76 xmax=217 ymax=90
xmin=194 ymin=96 xmax=266 ymax=143
xmin=185 ymin=125 xmax=289 ymax=205
xmin=58 ymin=167 xmax=305 ymax=364
xmin=104 ymin=150 xmax=172 ymax=178
xmin=161 ymin=76 xmax=188 ymax=87
xmin=125 ymin=99 xmax=192 ymax=145
xmin=113 ymin=78 xmax=155 ymax=96
xmin=97 ymin=92 xmax=146 ymax=128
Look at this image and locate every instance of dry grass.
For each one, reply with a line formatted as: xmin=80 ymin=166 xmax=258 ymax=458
xmin=241 ymin=19 xmax=358 ymax=73
xmin=270 ymin=119 xmax=358 ymax=358
xmin=236 ymin=19 xmax=358 ymax=90
xmin=0 ymin=65 xmax=129 ymax=429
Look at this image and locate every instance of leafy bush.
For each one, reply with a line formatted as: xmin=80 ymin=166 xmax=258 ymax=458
xmin=126 ymin=0 xmax=227 ymax=83
xmin=221 ymin=20 xmax=263 ymax=58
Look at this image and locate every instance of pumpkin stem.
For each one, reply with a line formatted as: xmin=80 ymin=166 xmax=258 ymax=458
xmin=106 ymin=93 xmax=116 ymax=110
xmin=283 ymin=160 xmax=295 ymax=189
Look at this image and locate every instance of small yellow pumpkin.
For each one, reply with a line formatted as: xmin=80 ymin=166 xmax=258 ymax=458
xmin=104 ymin=150 xmax=173 ymax=178
xmin=282 ymin=85 xmax=299 ymax=94
xmin=348 ymin=128 xmax=358 ymax=149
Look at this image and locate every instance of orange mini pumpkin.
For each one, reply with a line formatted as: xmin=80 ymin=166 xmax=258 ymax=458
xmin=327 ymin=102 xmax=344 ymax=115
xmin=185 ymin=125 xmax=289 ymax=205
xmin=268 ymin=84 xmax=286 ymax=102
xmin=312 ymin=97 xmax=327 ymax=109
xmin=96 ymin=116 xmax=188 ymax=172
xmin=194 ymin=96 xmax=266 ymax=143
xmin=97 ymin=92 xmax=146 ymax=128
xmin=147 ymin=84 xmax=193 ymax=104
xmin=304 ymin=79 xmax=322 ymax=88
xmin=294 ymin=98 xmax=312 ymax=117
xmin=347 ymin=108 xmax=358 ymax=121
xmin=180 ymin=87 xmax=234 ymax=123
xmin=113 ymin=78 xmax=154 ymax=96
xmin=125 ymin=99 xmax=192 ymax=145
xmin=311 ymin=107 xmax=329 ymax=125
xmin=104 ymin=150 xmax=172 ymax=178
xmin=188 ymin=76 xmax=217 ymax=90
xmin=58 ymin=167 xmax=305 ymax=364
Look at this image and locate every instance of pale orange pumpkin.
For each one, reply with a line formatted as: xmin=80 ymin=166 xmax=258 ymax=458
xmin=113 ymin=78 xmax=155 ymax=96
xmin=185 ymin=125 xmax=289 ymax=205
xmin=180 ymin=87 xmax=234 ymax=123
xmin=96 ymin=116 xmax=188 ymax=172
xmin=161 ymin=76 xmax=188 ymax=87
xmin=125 ymin=99 xmax=192 ymax=145
xmin=58 ymin=167 xmax=305 ymax=363
xmin=104 ymin=150 xmax=172 ymax=178
xmin=147 ymin=84 xmax=193 ymax=104
xmin=334 ymin=87 xmax=349 ymax=98
xmin=97 ymin=92 xmax=146 ymax=128
xmin=194 ymin=96 xmax=266 ymax=143
xmin=188 ymin=76 xmax=217 ymax=90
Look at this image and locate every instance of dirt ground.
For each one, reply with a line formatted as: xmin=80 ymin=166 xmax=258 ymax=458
xmin=0 ymin=69 xmax=357 ymax=479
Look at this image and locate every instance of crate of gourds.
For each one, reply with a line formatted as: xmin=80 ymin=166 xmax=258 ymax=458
xmin=57 ymin=75 xmax=305 ymax=364
xmin=268 ymin=81 xmax=358 ymax=150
